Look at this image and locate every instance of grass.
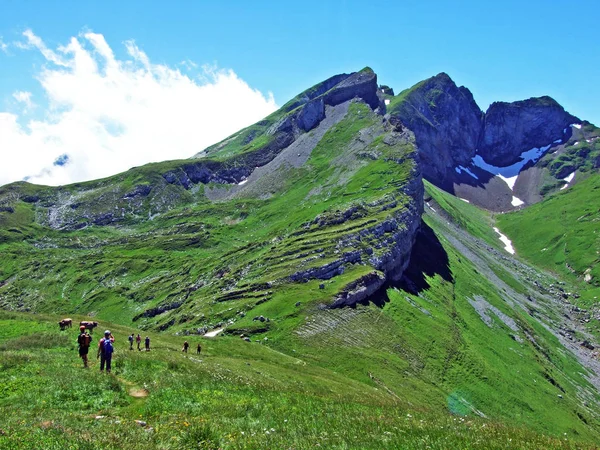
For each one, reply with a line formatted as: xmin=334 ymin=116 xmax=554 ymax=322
xmin=497 ymin=173 xmax=600 ymax=306
xmin=0 ymin=310 xmax=596 ymax=449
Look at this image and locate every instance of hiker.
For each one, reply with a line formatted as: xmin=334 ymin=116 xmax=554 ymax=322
xmin=128 ymin=333 xmax=134 ymax=350
xmin=136 ymin=333 xmax=141 ymax=351
xmin=197 ymin=343 xmax=201 ymax=355
xmin=98 ymin=330 xmax=115 ymax=373
xmin=145 ymin=336 xmax=150 ymax=351
xmin=77 ymin=325 xmax=92 ymax=368
xmin=182 ymin=341 xmax=189 ymax=353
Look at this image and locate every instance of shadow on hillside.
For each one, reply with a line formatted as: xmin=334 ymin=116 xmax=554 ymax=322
xmin=356 ymin=221 xmax=453 ymax=309
xmin=350 ymin=221 xmax=454 ymax=308
xmin=397 ymin=220 xmax=453 ymax=294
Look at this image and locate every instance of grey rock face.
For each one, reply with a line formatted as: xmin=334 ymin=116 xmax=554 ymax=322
xmin=296 ymin=98 xmax=325 ymax=132
xmin=479 ymin=97 xmax=579 ymax=166
xmin=331 ymin=272 xmax=386 ymax=307
xmin=390 ymin=73 xmax=483 ymax=184
xmin=324 ymin=69 xmax=380 ymax=110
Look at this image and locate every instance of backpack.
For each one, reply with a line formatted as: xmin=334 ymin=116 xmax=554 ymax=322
xmin=103 ymin=338 xmax=114 ymax=355
xmin=79 ymin=333 xmax=92 ymax=347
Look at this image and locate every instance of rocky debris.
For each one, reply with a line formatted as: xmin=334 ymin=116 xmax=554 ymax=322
xmin=252 ymin=315 xmax=270 ymax=323
xmin=295 ymin=301 xmax=301 ymax=306
xmin=0 ymin=206 xmax=14 ymax=213
xmin=581 ymin=340 xmax=595 ymax=351
xmin=479 ymin=97 xmax=579 ymax=166
xmin=135 ymin=420 xmax=147 ymax=427
xmin=93 ymin=212 xmax=118 ymax=226
xmin=243 ymin=337 xmax=251 ymax=342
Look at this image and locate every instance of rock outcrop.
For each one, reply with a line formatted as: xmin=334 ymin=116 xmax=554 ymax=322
xmin=388 ymin=73 xmax=483 ymax=185
xmin=479 ymin=97 xmax=579 ymax=166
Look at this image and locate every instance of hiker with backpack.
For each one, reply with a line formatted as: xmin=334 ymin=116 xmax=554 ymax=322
xmin=98 ymin=330 xmax=115 ymax=373
xmin=128 ymin=333 xmax=134 ymax=350
xmin=182 ymin=341 xmax=189 ymax=353
xmin=136 ymin=333 xmax=142 ymax=351
xmin=145 ymin=336 xmax=150 ymax=351
xmin=77 ymin=325 xmax=93 ymax=368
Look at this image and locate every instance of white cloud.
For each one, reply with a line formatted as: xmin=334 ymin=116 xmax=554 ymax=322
xmin=0 ymin=37 xmax=7 ymax=53
xmin=12 ymin=91 xmax=34 ymax=110
xmin=0 ymin=29 xmax=278 ymax=187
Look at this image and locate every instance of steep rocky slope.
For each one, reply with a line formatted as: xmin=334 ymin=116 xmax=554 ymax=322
xmin=387 ymin=73 xmax=597 ymax=211
xmin=386 ymin=73 xmax=483 ymax=185
xmin=480 ymin=97 xmax=578 ymax=166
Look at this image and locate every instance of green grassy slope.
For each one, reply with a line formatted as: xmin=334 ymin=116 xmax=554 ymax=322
xmin=0 ymin=102 xmax=418 ymax=330
xmin=497 ymin=173 xmax=600 ymax=306
xmin=0 ymin=310 xmax=594 ymax=449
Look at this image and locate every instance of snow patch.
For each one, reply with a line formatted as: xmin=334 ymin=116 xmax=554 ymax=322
xmin=560 ymin=184 xmax=569 ymax=191
xmin=204 ymin=328 xmax=224 ymax=338
xmin=499 ymin=175 xmax=519 ymax=190
xmin=493 ymin=227 xmax=515 ymax=254
xmin=511 ymin=196 xmax=524 ymax=207
xmin=554 ymin=139 xmax=562 ymax=144
xmin=472 ymin=144 xmax=552 ymax=191
xmin=384 ymin=99 xmax=390 ymax=105
xmin=238 ymin=179 xmax=248 ymax=186
xmin=564 ymin=172 xmax=575 ymax=183
xmin=460 ymin=198 xmax=470 ymax=203
xmin=571 ymin=123 xmax=582 ymax=129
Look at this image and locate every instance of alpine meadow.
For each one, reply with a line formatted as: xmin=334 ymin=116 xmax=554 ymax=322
xmin=1 ymin=66 xmax=600 ymax=450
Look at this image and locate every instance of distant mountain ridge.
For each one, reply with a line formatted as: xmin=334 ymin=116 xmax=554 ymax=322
xmin=386 ymin=72 xmax=599 ymax=211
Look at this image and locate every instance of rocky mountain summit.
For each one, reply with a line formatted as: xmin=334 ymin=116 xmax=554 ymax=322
xmin=479 ymin=96 xmax=579 ymax=167
xmin=387 ymin=73 xmax=483 ymax=183
xmin=387 ymin=72 xmax=598 ymax=210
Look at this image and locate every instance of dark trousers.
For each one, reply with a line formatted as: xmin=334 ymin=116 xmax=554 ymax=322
xmin=100 ymin=354 xmax=112 ymax=372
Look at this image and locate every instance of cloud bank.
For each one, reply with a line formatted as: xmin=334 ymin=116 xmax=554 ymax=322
xmin=0 ymin=30 xmax=278 ymax=187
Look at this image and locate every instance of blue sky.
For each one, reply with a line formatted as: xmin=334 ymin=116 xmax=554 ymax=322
xmin=0 ymin=0 xmax=598 ymax=186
